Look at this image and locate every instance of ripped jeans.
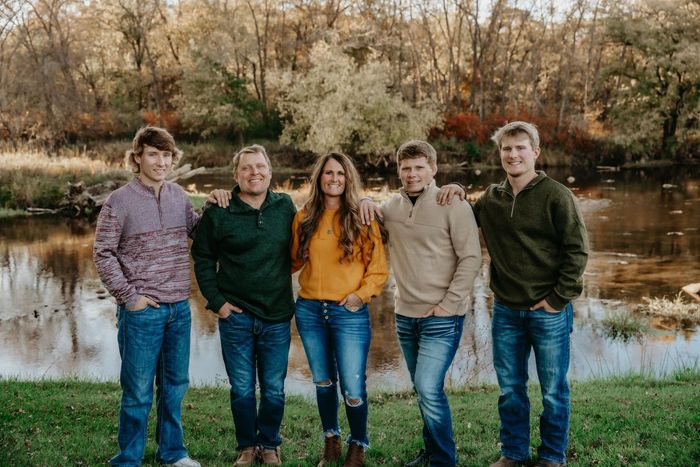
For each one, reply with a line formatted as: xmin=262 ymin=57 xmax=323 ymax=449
xmin=294 ymin=297 xmax=371 ymax=448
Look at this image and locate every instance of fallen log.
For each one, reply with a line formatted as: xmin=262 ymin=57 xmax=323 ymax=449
xmin=26 ymin=207 xmax=59 ymax=214
xmin=58 ymin=165 xmax=206 ymax=216
xmin=168 ymin=164 xmax=206 ymax=182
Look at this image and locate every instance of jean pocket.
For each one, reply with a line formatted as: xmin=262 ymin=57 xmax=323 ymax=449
xmin=126 ymin=304 xmax=150 ymax=314
xmin=219 ymin=311 xmax=241 ymax=321
xmin=543 ymin=307 xmax=564 ymax=314
xmin=343 ymin=303 xmax=366 ymax=313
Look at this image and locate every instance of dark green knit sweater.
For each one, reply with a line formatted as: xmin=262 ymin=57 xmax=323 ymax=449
xmin=473 ymin=172 xmax=589 ymax=310
xmin=191 ymin=187 xmax=296 ymax=321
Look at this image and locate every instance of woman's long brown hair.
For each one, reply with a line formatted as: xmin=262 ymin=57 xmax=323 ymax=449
xmin=296 ymin=153 xmax=384 ymax=264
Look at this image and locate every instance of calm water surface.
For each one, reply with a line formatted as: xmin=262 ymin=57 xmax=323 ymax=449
xmin=1 ymin=167 xmax=698 ymax=393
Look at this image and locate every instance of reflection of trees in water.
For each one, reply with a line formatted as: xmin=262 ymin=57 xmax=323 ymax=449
xmin=367 ymin=288 xmax=401 ymax=370
xmin=2 ymin=195 xmax=698 ymax=384
xmin=0 ymin=218 xmax=99 ymax=363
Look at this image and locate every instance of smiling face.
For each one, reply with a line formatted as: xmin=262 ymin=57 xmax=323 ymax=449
xmin=398 ymin=156 xmax=437 ymax=195
xmin=134 ymin=144 xmax=172 ymax=188
xmin=499 ymin=132 xmax=540 ymax=181
xmin=234 ymin=150 xmax=271 ymax=197
xmin=319 ymin=157 xmax=346 ymax=200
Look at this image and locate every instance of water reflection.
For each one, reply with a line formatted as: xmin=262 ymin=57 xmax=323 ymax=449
xmin=1 ymin=167 xmax=699 ymax=392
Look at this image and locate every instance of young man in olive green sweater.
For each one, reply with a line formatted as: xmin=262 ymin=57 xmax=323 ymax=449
xmin=191 ymin=145 xmax=296 ymax=467
xmin=476 ymin=122 xmax=588 ymax=467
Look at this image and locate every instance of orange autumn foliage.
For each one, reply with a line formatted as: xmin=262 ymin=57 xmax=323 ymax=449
xmin=432 ymin=110 xmax=596 ymax=154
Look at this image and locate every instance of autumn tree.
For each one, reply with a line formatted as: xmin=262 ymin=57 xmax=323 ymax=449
xmin=277 ymin=41 xmax=441 ymax=167
xmin=603 ymin=0 xmax=700 ymax=157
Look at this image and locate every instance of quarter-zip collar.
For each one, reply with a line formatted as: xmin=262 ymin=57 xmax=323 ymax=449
xmin=399 ymin=180 xmax=436 ymax=221
xmin=399 ymin=179 xmax=436 ymax=202
xmin=496 ymin=171 xmax=547 ymax=218
xmin=497 ymin=171 xmax=547 ymax=197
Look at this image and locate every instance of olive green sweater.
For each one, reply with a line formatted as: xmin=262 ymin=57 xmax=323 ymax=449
xmin=473 ymin=172 xmax=588 ymax=310
xmin=191 ymin=187 xmax=296 ymax=321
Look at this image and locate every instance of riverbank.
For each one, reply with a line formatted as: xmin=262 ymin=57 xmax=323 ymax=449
xmin=1 ymin=371 xmax=698 ymax=466
xmin=2 ymin=146 xmax=699 ymax=217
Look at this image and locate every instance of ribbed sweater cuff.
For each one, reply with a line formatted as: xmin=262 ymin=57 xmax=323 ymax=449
xmin=545 ymin=292 xmax=568 ymax=311
xmin=207 ymin=294 xmax=227 ymax=314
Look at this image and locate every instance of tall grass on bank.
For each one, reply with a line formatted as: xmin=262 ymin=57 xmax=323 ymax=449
xmin=639 ymin=294 xmax=700 ymax=326
xmin=600 ymin=312 xmax=644 ymax=342
xmin=0 ymin=151 xmax=130 ymax=210
xmin=1 ymin=371 xmax=698 ymax=466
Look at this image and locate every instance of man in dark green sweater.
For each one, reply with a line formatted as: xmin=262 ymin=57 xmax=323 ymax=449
xmin=475 ymin=122 xmax=588 ymax=467
xmin=191 ymin=145 xmax=296 ymax=466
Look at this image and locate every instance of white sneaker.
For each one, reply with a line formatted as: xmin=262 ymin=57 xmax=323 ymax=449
xmin=166 ymin=457 xmax=201 ymax=467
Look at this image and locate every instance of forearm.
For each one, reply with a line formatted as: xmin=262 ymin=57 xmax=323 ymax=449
xmin=547 ymin=196 xmax=589 ymax=308
xmin=439 ymin=259 xmax=481 ymax=313
xmin=190 ymin=212 xmax=226 ymax=312
xmin=355 ymin=224 xmax=388 ymax=303
xmin=93 ymin=205 xmax=138 ymax=306
xmin=193 ymin=261 xmax=227 ymax=312
xmin=440 ymin=205 xmax=482 ymax=313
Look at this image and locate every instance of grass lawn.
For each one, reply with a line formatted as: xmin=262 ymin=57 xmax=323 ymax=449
xmin=1 ymin=371 xmax=698 ymax=466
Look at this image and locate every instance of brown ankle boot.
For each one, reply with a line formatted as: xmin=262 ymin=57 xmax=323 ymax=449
xmin=343 ymin=443 xmax=365 ymax=467
xmin=317 ymin=435 xmax=342 ymax=466
xmin=233 ymin=446 xmax=258 ymax=466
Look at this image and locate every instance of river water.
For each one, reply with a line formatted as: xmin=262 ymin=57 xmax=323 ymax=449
xmin=1 ymin=167 xmax=698 ymax=393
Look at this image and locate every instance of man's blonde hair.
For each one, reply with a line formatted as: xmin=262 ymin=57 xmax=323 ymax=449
xmin=232 ymin=144 xmax=271 ymax=174
xmin=491 ymin=121 xmax=540 ymax=149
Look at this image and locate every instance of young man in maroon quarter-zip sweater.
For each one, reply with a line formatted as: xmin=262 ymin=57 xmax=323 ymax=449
xmin=93 ymin=126 xmax=201 ymax=467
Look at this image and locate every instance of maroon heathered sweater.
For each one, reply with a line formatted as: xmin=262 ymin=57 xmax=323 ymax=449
xmin=93 ymin=177 xmax=199 ymax=308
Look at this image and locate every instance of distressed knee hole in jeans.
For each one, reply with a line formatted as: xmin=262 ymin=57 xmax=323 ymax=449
xmin=344 ymin=395 xmax=363 ymax=407
xmin=314 ymin=379 xmax=334 ymax=387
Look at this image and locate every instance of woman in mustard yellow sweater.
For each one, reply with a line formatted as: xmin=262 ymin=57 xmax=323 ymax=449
xmin=291 ymin=153 xmax=388 ymax=467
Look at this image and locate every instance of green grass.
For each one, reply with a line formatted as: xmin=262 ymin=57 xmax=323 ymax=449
xmin=600 ymin=312 xmax=645 ymax=342
xmin=0 ymin=208 xmax=29 ymax=218
xmin=1 ymin=372 xmax=698 ymax=466
xmin=188 ymin=194 xmax=209 ymax=211
xmin=0 ymin=150 xmax=131 ymax=210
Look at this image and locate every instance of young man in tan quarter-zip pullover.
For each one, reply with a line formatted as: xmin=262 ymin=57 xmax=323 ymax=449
xmin=382 ymin=140 xmax=482 ymax=467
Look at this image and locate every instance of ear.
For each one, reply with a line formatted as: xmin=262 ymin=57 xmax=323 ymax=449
xmin=533 ymin=147 xmax=541 ymax=160
xmin=431 ymin=164 xmax=438 ymax=176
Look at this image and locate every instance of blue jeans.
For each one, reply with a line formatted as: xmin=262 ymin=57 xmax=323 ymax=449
xmin=295 ymin=298 xmax=371 ymax=448
xmin=491 ymin=301 xmax=574 ymax=463
xmin=110 ymin=300 xmax=192 ymax=467
xmin=395 ymin=314 xmax=465 ymax=467
xmin=218 ymin=310 xmax=291 ymax=450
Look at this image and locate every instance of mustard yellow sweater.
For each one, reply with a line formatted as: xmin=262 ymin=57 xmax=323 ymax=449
xmin=290 ymin=208 xmax=388 ymax=303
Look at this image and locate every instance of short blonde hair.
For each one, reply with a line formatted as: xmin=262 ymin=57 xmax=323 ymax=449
xmin=396 ymin=140 xmax=437 ymax=168
xmin=232 ymin=144 xmax=271 ymax=174
xmin=125 ymin=126 xmax=182 ymax=173
xmin=491 ymin=121 xmax=540 ymax=149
